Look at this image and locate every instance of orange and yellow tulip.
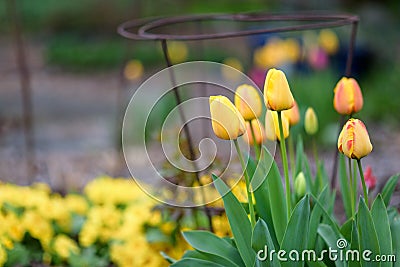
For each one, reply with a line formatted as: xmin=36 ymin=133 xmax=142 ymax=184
xmin=304 ymin=107 xmax=318 ymax=135
xmin=333 ymin=77 xmax=363 ymax=115
xmin=263 ymin=68 xmax=294 ymax=111
xmin=283 ymin=100 xmax=300 ymax=126
xmin=209 ymin=95 xmax=246 ymax=140
xmin=243 ymin=119 xmax=265 ymax=145
xmin=337 ymin=118 xmax=372 ymax=159
xmin=234 ymin=84 xmax=262 ymax=121
xmin=265 ymin=110 xmax=289 ymax=141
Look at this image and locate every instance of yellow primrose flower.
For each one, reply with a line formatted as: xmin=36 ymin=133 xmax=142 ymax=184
xmin=53 ymin=234 xmax=79 ymax=259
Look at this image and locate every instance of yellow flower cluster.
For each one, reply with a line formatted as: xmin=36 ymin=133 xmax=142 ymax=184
xmin=0 ymin=177 xmax=185 ymax=266
xmin=0 ymin=176 xmax=241 ymax=267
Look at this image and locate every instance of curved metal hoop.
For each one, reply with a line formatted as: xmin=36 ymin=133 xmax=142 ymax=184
xmin=118 ymin=12 xmax=358 ymax=41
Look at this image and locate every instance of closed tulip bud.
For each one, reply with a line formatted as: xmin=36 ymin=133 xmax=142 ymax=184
xmin=333 ymin=77 xmax=363 ymax=115
xmin=283 ymin=100 xmax=300 ymax=126
xmin=294 ymin=172 xmax=306 ymax=197
xmin=264 ymin=68 xmax=295 ymax=111
xmin=209 ymin=95 xmax=246 ymax=140
xmin=234 ymin=84 xmax=262 ymax=120
xmin=265 ymin=110 xmax=289 ymax=141
xmin=337 ymin=118 xmax=372 ymax=160
xmin=304 ymin=107 xmax=318 ymax=135
xmin=244 ymin=119 xmax=265 ymax=145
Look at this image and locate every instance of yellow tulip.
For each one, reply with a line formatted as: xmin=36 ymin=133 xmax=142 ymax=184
xmin=283 ymin=100 xmax=300 ymax=126
xmin=234 ymin=84 xmax=262 ymax=121
xmin=209 ymin=95 xmax=246 ymax=140
xmin=243 ymin=119 xmax=265 ymax=145
xmin=304 ymin=107 xmax=318 ymax=135
xmin=265 ymin=110 xmax=289 ymax=141
xmin=264 ymin=68 xmax=295 ymax=111
xmin=333 ymin=77 xmax=363 ymax=115
xmin=338 ymin=118 xmax=372 ymax=159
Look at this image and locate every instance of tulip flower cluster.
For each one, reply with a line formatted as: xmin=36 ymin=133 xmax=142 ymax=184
xmin=171 ymin=63 xmax=400 ymax=267
xmin=333 ymin=76 xmax=373 ymax=207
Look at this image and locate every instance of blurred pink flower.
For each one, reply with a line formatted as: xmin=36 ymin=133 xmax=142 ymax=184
xmin=248 ymin=68 xmax=265 ymax=89
xmin=308 ymin=47 xmax=328 ymax=70
xmin=363 ymin=165 xmax=377 ymax=190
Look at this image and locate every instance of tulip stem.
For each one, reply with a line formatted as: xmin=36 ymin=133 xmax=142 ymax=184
xmin=288 ymin=135 xmax=295 ymax=179
xmin=249 ymin=121 xmax=261 ymax=160
xmin=234 ymin=139 xmax=256 ymax=228
xmin=357 ymin=159 xmax=369 ymax=207
xmin=348 ymin=158 xmax=355 ymax=217
xmin=277 ymin=111 xmax=292 ymax=217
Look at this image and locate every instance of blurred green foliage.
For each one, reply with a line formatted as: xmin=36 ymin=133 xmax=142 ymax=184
xmin=1 ymin=0 xmax=399 ymax=125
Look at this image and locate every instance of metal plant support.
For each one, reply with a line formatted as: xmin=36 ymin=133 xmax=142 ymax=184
xmin=118 ymin=12 xmax=359 ymax=230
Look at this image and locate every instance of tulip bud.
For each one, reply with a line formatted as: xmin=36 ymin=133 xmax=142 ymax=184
xmin=333 ymin=77 xmax=363 ymax=115
xmin=265 ymin=110 xmax=289 ymax=141
xmin=209 ymin=95 xmax=246 ymax=140
xmin=243 ymin=119 xmax=265 ymax=145
xmin=304 ymin=107 xmax=318 ymax=135
xmin=283 ymin=100 xmax=300 ymax=126
xmin=337 ymin=118 xmax=373 ymax=160
xmin=234 ymin=84 xmax=262 ymax=121
xmin=294 ymin=172 xmax=306 ymax=197
xmin=263 ymin=68 xmax=294 ymax=111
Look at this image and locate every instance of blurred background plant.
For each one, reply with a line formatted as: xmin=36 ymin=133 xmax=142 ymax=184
xmin=1 ymin=0 xmax=400 ymax=266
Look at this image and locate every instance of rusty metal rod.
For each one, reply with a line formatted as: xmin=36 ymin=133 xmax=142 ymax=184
xmin=161 ymin=39 xmax=214 ymax=232
xmin=6 ymin=0 xmax=36 ymax=182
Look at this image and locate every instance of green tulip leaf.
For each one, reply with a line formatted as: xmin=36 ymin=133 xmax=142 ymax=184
xmin=281 ymin=195 xmax=310 ymax=267
xmin=181 ymin=249 xmax=242 ymax=266
xmin=170 ymin=258 xmax=225 ymax=267
xmin=212 ymin=174 xmax=256 ymax=267
xmin=339 ymin=154 xmax=352 ymax=220
xmin=182 ymin=230 xmax=244 ymax=267
xmin=252 ymin=219 xmax=281 ymax=267
xmin=371 ymin=195 xmax=393 ymax=267
xmin=317 ymin=224 xmax=347 ymax=267
xmin=357 ymin=198 xmax=381 ymax=267
xmin=389 ymin=213 xmax=400 ymax=267
xmin=381 ymin=174 xmax=400 ymax=207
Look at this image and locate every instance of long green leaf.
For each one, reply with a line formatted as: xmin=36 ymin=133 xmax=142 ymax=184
xmin=181 ymin=250 xmax=241 ymax=267
xmin=251 ymin=147 xmax=280 ymax=248
xmin=263 ymin=150 xmax=288 ymax=245
xmin=308 ymin=187 xmax=329 ymax=250
xmin=389 ymin=213 xmax=400 ymax=267
xmin=371 ymin=195 xmax=393 ymax=267
xmin=339 ymin=154 xmax=352 ymax=219
xmin=160 ymin=251 xmax=176 ymax=264
xmin=317 ymin=224 xmax=347 ymax=267
xmin=252 ymin=219 xmax=281 ymax=267
xmin=212 ymin=174 xmax=256 ymax=267
xmin=281 ymin=195 xmax=310 ymax=267
xmin=182 ymin=231 xmax=243 ymax=267
xmin=349 ymin=220 xmax=361 ymax=267
xmin=171 ymin=258 xmax=225 ymax=267
xmin=357 ymin=198 xmax=381 ymax=267
xmin=381 ymin=174 xmax=400 ymax=207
